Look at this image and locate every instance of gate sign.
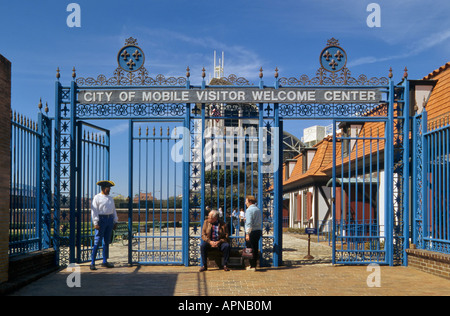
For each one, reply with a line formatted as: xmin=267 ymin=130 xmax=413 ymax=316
xmin=305 ymin=228 xmax=317 ymax=235
xmin=78 ymin=88 xmax=382 ymax=104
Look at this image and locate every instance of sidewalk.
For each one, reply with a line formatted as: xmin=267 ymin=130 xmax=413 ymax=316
xmin=8 ymin=233 xmax=450 ymax=296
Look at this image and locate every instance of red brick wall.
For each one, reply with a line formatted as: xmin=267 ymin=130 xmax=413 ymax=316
xmin=406 ymin=248 xmax=450 ymax=280
xmin=0 ymin=54 xmax=11 ymax=284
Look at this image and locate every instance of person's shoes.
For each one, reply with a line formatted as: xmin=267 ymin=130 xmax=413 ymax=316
xmin=101 ymin=262 xmax=114 ymax=268
xmin=199 ymin=266 xmax=207 ymax=272
xmin=90 ymin=264 xmax=97 ymax=271
xmin=246 ymin=266 xmax=256 ymax=272
xmin=223 ymin=265 xmax=230 ymax=272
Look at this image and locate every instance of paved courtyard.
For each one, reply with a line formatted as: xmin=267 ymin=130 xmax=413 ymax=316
xmin=9 ymin=233 xmax=450 ymax=296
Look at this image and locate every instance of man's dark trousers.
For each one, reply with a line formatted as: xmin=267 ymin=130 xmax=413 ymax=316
xmin=200 ymin=241 xmax=230 ymax=267
xmin=246 ymin=230 xmax=262 ymax=268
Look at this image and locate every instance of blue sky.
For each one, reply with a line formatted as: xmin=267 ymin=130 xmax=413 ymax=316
xmin=1 ymin=0 xmax=450 ymax=195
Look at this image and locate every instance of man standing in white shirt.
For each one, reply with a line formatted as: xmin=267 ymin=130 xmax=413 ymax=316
xmin=244 ymin=195 xmax=262 ymax=271
xmin=90 ymin=180 xmax=118 ymax=270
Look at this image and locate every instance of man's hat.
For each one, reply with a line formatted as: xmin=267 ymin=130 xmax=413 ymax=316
xmin=96 ymin=180 xmax=115 ymax=187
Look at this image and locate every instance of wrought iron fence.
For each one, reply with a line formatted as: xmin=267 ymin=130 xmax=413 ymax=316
xmin=421 ymin=115 xmax=450 ymax=253
xmin=10 ymin=112 xmax=40 ymax=255
xmin=9 ymin=110 xmax=52 ymax=256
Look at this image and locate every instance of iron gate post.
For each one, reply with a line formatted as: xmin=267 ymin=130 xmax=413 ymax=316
xmin=402 ymin=78 xmax=411 ymax=266
xmin=273 ymin=110 xmax=283 ymax=267
xmin=332 ymin=119 xmax=337 ymax=265
xmin=76 ymin=121 xmax=82 ymax=263
xmin=200 ymin=102 xmax=206 ymax=233
xmin=128 ymin=119 xmax=133 ymax=265
xmin=385 ymin=79 xmax=395 ymax=266
xmin=258 ymin=102 xmax=264 ymax=265
xmin=412 ymin=114 xmax=419 ymax=247
xmin=37 ymin=112 xmax=52 ymax=249
xmin=183 ymin=102 xmax=191 ymax=266
xmin=421 ymin=110 xmax=428 ymax=247
xmin=35 ymin=113 xmax=43 ymax=251
xmin=412 ymin=110 xmax=427 ymax=249
xmin=53 ymin=80 xmax=62 ymax=265
xmin=69 ymin=80 xmax=77 ymax=264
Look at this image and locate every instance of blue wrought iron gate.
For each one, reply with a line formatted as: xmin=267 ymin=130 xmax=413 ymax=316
xmin=48 ymin=37 xmax=411 ymax=267
xmin=189 ymin=103 xmax=281 ymax=267
xmin=9 ymin=110 xmax=52 ymax=255
xmin=128 ymin=119 xmax=185 ymax=264
xmin=332 ymin=119 xmax=389 ymax=264
xmin=413 ymin=110 xmax=450 ymax=254
xmin=328 ymin=79 xmax=409 ymax=266
xmin=75 ymin=121 xmax=110 ymax=263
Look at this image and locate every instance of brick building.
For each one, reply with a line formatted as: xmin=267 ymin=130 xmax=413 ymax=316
xmin=406 ymin=62 xmax=450 ymax=279
xmin=0 ymin=54 xmax=11 ymax=284
xmin=282 ymin=61 xmax=450 ymax=278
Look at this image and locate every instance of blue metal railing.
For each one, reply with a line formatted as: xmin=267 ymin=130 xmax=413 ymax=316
xmin=10 ymin=112 xmax=41 ymax=255
xmin=420 ymin=115 xmax=450 ymax=254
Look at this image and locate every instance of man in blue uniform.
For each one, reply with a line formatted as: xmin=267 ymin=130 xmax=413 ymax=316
xmin=90 ymin=180 xmax=118 ymax=270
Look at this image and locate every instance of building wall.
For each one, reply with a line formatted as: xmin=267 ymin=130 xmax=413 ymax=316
xmin=287 ymin=176 xmax=387 ymax=236
xmin=288 ymin=186 xmax=330 ymax=229
xmin=423 ymin=65 xmax=450 ymax=122
xmin=0 ymin=54 xmax=11 ymax=284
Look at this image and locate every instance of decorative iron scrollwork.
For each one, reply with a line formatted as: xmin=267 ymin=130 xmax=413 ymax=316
xmin=279 ymin=67 xmax=389 ymax=87
xmin=279 ymin=102 xmax=387 ymax=118
xmin=76 ymin=67 xmax=187 ymax=87
xmin=76 ymin=103 xmax=187 ymax=118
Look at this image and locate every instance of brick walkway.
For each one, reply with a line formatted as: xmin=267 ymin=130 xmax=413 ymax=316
xmin=9 ymin=233 xmax=450 ymax=296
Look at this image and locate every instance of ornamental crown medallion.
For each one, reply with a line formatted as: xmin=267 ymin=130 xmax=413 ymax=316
xmin=117 ymin=37 xmax=145 ymax=72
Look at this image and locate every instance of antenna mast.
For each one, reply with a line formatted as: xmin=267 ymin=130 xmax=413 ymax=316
xmin=213 ymin=50 xmax=224 ymax=79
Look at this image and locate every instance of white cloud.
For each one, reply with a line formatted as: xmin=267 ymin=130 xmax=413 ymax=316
xmin=348 ymin=28 xmax=450 ymax=68
xmin=110 ymin=122 xmax=129 ymax=135
xmin=118 ymin=27 xmax=265 ymax=83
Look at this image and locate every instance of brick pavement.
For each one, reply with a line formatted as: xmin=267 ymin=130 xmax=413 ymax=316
xmin=8 ymin=233 xmax=450 ymax=296
xmin=9 ymin=264 xmax=450 ymax=296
